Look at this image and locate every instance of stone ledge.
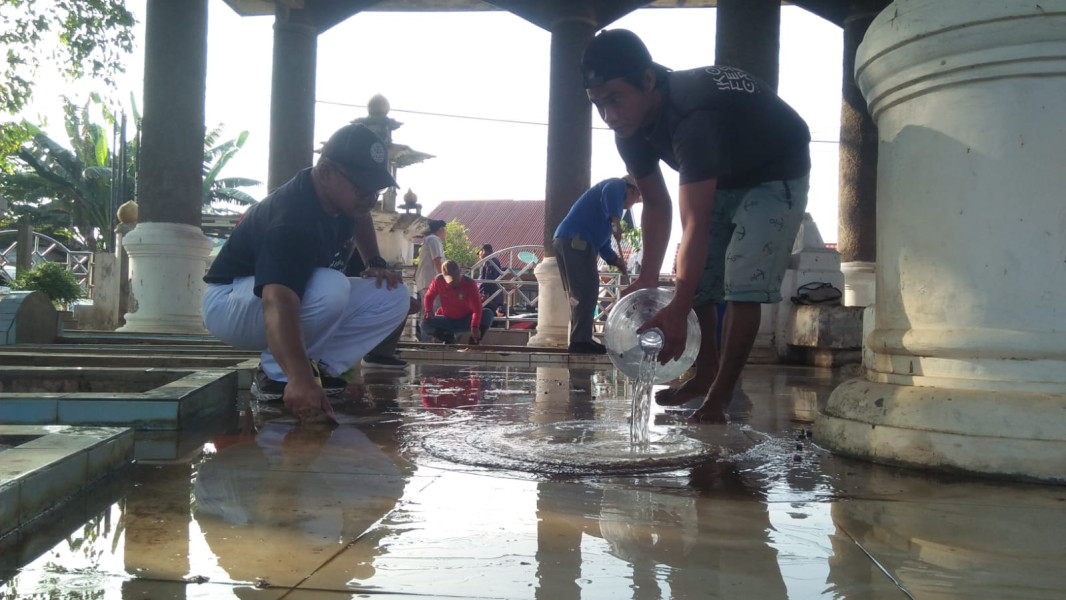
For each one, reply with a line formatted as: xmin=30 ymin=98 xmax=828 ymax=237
xmin=787 ymin=304 xmax=864 ymax=349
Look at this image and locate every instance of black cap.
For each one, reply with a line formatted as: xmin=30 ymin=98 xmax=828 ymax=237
xmin=319 ymin=124 xmax=398 ymax=192
xmin=581 ymin=29 xmax=653 ymax=88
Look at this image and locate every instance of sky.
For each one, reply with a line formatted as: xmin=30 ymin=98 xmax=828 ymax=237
xmin=19 ymin=0 xmax=845 ymax=261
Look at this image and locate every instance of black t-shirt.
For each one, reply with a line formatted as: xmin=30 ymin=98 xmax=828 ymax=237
xmin=617 ymin=66 xmax=811 ymax=190
xmin=203 ymin=168 xmax=357 ymax=298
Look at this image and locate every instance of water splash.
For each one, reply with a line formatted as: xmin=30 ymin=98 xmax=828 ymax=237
xmin=629 ymin=328 xmax=663 ymax=448
xmin=414 ymin=419 xmax=720 ymax=476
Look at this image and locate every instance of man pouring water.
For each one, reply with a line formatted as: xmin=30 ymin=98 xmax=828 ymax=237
xmin=581 ymin=29 xmax=811 ymax=423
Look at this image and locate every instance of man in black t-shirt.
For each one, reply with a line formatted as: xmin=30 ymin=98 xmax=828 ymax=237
xmin=203 ymin=124 xmax=410 ymax=422
xmin=582 ymin=29 xmax=811 ymax=423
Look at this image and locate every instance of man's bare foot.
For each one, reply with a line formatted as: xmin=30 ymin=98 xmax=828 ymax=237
xmin=655 ymin=377 xmax=713 ymax=407
xmin=687 ymin=408 xmax=728 ymax=424
xmin=686 ymin=396 xmax=729 ymax=424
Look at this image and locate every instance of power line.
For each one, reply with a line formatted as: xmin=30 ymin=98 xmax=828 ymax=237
xmin=316 ymin=99 xmax=550 ymax=128
xmin=316 ymin=99 xmax=840 ymax=143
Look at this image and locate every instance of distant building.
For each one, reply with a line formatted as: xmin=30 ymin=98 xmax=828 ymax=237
xmin=425 ymin=200 xmax=544 ymax=269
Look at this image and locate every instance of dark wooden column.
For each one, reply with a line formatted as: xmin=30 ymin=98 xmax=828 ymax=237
xmin=267 ymin=8 xmax=318 ymax=192
xmin=837 ymin=13 xmax=878 ymax=264
xmin=138 ymin=0 xmax=208 ymax=226
xmin=715 ymin=0 xmax=781 ymax=91
xmin=543 ymin=12 xmax=596 ymax=254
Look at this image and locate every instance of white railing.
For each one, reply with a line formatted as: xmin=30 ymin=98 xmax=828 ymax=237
xmin=0 ymin=230 xmax=94 ymax=298
xmin=469 ymin=245 xmax=630 ymax=332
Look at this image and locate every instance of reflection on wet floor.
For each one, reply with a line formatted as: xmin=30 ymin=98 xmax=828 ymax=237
xmin=2 ymin=361 xmax=1065 ymax=599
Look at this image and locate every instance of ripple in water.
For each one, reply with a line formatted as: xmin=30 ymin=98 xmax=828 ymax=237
xmin=415 ymin=420 xmax=722 ymax=476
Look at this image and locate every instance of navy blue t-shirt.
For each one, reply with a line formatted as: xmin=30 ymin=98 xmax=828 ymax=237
xmin=203 ymin=168 xmax=357 ymax=298
xmin=617 ymin=66 xmax=811 ymax=190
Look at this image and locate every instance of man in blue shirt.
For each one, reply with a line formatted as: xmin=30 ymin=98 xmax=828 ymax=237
xmin=553 ymin=176 xmax=642 ymax=354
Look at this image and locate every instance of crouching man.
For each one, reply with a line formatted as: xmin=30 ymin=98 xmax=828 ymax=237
xmin=423 ymin=260 xmax=494 ymax=345
xmin=202 ymin=124 xmax=410 ymax=422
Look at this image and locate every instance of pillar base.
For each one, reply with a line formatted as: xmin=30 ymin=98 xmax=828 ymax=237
xmin=815 ymin=378 xmax=1066 ymax=483
xmin=527 ymin=257 xmax=569 ymax=348
xmin=840 ymin=261 xmax=876 ymax=307
xmin=118 ymin=222 xmax=212 ymax=334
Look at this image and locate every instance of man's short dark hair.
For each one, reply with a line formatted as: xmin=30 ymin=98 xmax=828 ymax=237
xmin=481 ymin=244 xmax=493 ymax=253
xmin=427 ymin=219 xmax=446 ymax=234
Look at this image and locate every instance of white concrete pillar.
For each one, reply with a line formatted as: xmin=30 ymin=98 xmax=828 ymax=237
xmin=119 ymin=222 xmax=213 ymax=334
xmin=375 ymin=230 xmax=408 ymax=267
xmin=840 ymin=261 xmax=875 ymax=307
xmin=815 ymin=0 xmax=1066 ymax=482
xmin=527 ymin=257 xmax=569 ymax=348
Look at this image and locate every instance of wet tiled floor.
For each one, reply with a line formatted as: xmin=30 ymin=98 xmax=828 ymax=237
xmin=1 ymin=359 xmax=1064 ymax=599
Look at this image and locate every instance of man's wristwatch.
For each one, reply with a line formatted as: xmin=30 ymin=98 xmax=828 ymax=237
xmin=367 ymin=255 xmax=388 ymax=269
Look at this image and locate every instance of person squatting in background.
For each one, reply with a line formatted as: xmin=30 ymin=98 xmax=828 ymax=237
xmin=423 ymin=259 xmax=495 ymax=345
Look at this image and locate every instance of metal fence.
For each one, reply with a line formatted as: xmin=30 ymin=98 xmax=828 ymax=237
xmin=469 ymin=245 xmax=628 ymax=332
xmin=0 ymin=230 xmax=95 ymax=299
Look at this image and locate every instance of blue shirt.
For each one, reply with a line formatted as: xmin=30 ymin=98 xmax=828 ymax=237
xmin=553 ymin=178 xmax=626 ymax=263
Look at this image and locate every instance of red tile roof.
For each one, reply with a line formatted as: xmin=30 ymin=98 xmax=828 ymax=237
xmin=427 ymin=200 xmax=545 ymax=253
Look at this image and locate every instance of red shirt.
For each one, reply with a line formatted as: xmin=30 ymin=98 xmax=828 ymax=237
xmin=424 ymin=275 xmax=484 ymax=328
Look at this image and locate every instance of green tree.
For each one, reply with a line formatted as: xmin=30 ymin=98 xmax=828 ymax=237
xmin=0 ymin=0 xmax=135 ymax=115
xmin=620 ymin=218 xmax=641 ymax=252
xmin=444 ymin=220 xmax=479 ymax=268
xmin=12 ymin=261 xmax=83 ymax=307
xmin=0 ymin=95 xmax=129 ymax=251
xmin=1 ymin=96 xmax=261 ymax=247
xmin=203 ymin=125 xmax=260 ymax=214
xmin=0 ymin=0 xmax=135 ymax=170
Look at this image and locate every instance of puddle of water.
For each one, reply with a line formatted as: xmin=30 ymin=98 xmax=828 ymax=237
xmin=3 ymin=362 xmax=1063 ymax=600
xmin=404 ymin=363 xmax=728 ymax=476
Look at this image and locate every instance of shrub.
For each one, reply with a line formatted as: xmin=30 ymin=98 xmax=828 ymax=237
xmin=12 ymin=262 xmax=83 ymax=307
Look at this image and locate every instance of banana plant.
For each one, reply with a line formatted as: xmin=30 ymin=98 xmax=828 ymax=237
xmin=0 ymin=94 xmax=124 ymax=251
xmin=203 ymin=126 xmax=259 ymax=214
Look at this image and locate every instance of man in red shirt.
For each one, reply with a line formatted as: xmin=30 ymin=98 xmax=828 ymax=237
xmin=423 ymin=260 xmax=495 ymax=344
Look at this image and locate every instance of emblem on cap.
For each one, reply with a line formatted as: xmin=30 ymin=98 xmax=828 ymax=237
xmin=370 ymin=142 xmax=386 ymax=164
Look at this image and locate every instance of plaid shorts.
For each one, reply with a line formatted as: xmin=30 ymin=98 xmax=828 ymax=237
xmin=693 ymin=174 xmax=810 ymax=306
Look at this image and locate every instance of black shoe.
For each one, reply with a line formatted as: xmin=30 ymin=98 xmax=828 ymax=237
xmin=251 ymin=365 xmax=286 ymax=402
xmin=434 ymin=329 xmax=456 ymax=344
xmin=568 ymin=341 xmax=607 ymax=355
xmin=251 ymin=362 xmax=346 ymax=401
xmin=363 ymin=355 xmax=408 ymax=369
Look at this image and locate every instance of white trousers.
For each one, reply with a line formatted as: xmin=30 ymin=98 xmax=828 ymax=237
xmin=202 ymin=268 xmax=410 ymax=381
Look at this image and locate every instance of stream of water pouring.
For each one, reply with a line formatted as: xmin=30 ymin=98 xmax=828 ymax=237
xmin=630 ymin=328 xmax=664 ymax=449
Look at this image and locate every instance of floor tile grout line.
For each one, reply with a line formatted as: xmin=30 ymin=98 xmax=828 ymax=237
xmin=838 ymin=522 xmax=917 ymax=600
xmin=278 ymin=508 xmax=401 ymax=599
